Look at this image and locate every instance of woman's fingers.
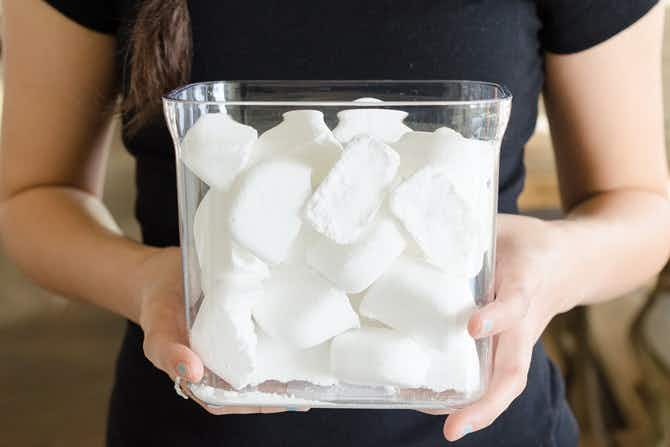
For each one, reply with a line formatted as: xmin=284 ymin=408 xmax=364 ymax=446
xmin=172 ymin=379 xmax=296 ymax=415
xmin=204 ymin=405 xmax=306 ymax=415
xmin=181 ymin=384 xmax=309 ymax=415
xmin=425 ymin=280 xmax=530 ymax=416
xmin=146 ymin=329 xmax=311 ymax=416
xmin=143 ymin=330 xmax=204 ymax=383
xmin=136 ymin=251 xmax=306 ymax=416
xmin=468 ymin=281 xmax=531 ymax=339
xmin=442 ymin=330 xmax=533 ymax=441
xmin=206 ymin=406 xmax=310 ymax=415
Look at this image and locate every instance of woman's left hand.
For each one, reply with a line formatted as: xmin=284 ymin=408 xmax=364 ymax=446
xmin=441 ymin=213 xmax=574 ymax=442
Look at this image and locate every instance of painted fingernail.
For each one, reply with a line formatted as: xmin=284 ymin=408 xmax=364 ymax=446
xmin=481 ymin=319 xmax=493 ymax=335
xmin=461 ymin=424 xmax=473 ymax=437
xmin=177 ymin=363 xmax=187 ymax=377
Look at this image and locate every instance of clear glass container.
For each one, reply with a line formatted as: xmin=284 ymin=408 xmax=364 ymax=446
xmin=163 ymin=81 xmax=512 ymax=410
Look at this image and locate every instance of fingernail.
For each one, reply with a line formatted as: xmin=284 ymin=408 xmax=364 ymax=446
xmin=177 ymin=363 xmax=187 ymax=377
xmin=461 ymin=424 xmax=473 ymax=437
xmin=286 ymin=406 xmax=298 ymax=412
xmin=481 ymin=319 xmax=493 ymax=335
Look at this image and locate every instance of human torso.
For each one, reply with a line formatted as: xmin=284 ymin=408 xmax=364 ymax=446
xmin=109 ymin=2 xmax=573 ymax=445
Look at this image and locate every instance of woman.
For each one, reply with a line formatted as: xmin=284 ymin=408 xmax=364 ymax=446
xmin=1 ymin=0 xmax=668 ymax=445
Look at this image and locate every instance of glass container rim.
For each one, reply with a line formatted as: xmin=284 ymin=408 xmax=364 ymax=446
xmin=162 ymin=80 xmax=513 ymax=107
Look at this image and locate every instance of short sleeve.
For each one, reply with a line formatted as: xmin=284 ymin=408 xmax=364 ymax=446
xmin=42 ymin=0 xmax=121 ymax=35
xmin=539 ymin=0 xmax=660 ymax=54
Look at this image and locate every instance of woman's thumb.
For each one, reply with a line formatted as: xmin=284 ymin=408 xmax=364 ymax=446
xmin=144 ymin=332 xmax=204 ymax=382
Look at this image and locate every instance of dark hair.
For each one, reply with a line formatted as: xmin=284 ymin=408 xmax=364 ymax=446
xmin=123 ymin=0 xmax=192 ymax=134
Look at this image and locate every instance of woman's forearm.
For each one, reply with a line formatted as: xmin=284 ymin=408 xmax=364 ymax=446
xmin=4 ymin=185 xmax=667 ymax=325
xmin=550 ymin=188 xmax=670 ymax=312
xmin=0 ymin=186 xmax=160 ymax=324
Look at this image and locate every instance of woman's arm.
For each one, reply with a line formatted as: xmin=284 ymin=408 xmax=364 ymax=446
xmin=0 ymin=0 xmax=152 ymax=323
xmin=544 ymin=0 xmax=670 ymax=308
xmin=443 ymin=3 xmax=670 ymax=441
xmin=0 ymin=1 xmax=295 ymax=414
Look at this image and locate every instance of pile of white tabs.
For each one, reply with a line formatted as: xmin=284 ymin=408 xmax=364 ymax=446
xmin=185 ymin=101 xmax=496 ymax=395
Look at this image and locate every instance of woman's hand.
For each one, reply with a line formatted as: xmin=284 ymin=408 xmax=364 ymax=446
xmin=135 ymin=246 xmax=302 ymax=415
xmin=442 ymin=214 xmax=573 ymax=441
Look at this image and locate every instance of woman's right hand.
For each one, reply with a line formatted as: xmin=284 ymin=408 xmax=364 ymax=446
xmin=135 ymin=246 xmax=303 ymax=415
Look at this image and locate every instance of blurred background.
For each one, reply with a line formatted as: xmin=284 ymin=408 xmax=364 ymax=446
xmin=2 ymin=4 xmax=670 ymax=447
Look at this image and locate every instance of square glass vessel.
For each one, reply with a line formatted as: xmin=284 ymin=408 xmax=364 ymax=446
xmin=163 ymin=80 xmax=512 ymax=410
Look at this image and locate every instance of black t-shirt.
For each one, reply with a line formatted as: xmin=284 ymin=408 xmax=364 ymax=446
xmin=43 ymin=1 xmax=657 ymax=445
